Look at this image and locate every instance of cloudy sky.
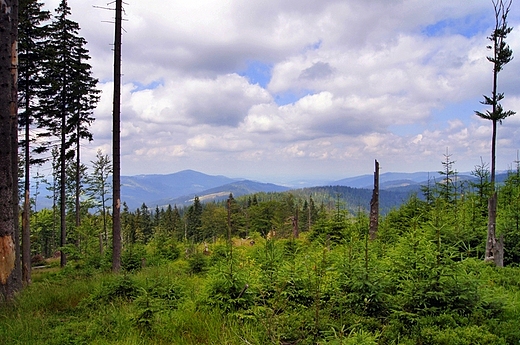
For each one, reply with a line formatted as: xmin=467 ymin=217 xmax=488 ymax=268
xmin=42 ymin=0 xmax=520 ymax=183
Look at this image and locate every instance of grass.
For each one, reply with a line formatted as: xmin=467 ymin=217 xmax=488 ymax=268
xmin=0 ymin=257 xmax=263 ymax=345
xmin=1 ymin=240 xmax=520 ymax=344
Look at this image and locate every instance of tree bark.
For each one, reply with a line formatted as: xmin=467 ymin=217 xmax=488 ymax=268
xmin=111 ymin=0 xmax=122 ymax=272
xmin=75 ymin=123 xmax=81 ymax=229
xmin=1 ymin=0 xmax=22 ymax=301
xmin=75 ymin=123 xmax=81 ymax=253
xmin=10 ymin=0 xmax=20 ymax=290
xmin=369 ymin=159 xmax=379 ymax=240
xmin=22 ymin=72 xmax=30 ymax=284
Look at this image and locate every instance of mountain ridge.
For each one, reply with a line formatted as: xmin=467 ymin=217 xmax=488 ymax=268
xmin=115 ymin=169 xmax=511 ymax=209
xmin=33 ymin=169 xmax=511 ymax=211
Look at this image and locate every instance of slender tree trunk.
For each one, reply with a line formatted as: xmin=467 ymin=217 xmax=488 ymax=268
xmin=102 ymin=194 xmax=106 ymax=245
xmin=111 ymin=0 xmax=122 ymax=272
xmin=485 ymin=0 xmax=501 ymax=265
xmin=485 ymin=119 xmax=497 ymax=263
xmin=22 ymin=69 xmax=31 ymax=285
xmin=22 ymin=161 xmax=30 ymax=282
xmin=308 ymin=197 xmax=311 ymax=231
xmin=490 ymin=119 xmax=497 ymax=186
xmin=293 ymin=209 xmax=299 ymax=238
xmin=60 ymin=79 xmax=67 ymax=267
xmin=75 ymin=124 xmax=80 ymax=229
xmin=486 ymin=85 xmax=502 ymax=266
xmin=75 ymin=123 xmax=81 ymax=253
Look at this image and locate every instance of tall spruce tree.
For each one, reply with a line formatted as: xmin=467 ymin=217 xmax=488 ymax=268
xmin=38 ymin=0 xmax=99 ymax=266
xmin=18 ymin=0 xmax=50 ymax=285
xmin=475 ymin=0 xmax=516 ymax=266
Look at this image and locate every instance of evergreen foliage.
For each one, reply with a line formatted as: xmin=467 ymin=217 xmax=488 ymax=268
xmin=34 ymin=0 xmax=100 ymax=267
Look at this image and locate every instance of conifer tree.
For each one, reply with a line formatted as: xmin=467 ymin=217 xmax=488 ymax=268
xmin=138 ymin=203 xmax=152 ymax=244
xmin=87 ymin=150 xmax=112 ymax=249
xmin=171 ymin=205 xmax=183 ymax=240
xmin=437 ymin=149 xmax=456 ymax=204
xmin=470 ymin=158 xmax=491 ymax=217
xmin=18 ymin=0 xmax=50 ymax=284
xmin=121 ymin=202 xmax=133 ymax=244
xmin=38 ymin=0 xmax=99 ymax=266
xmin=186 ymin=197 xmax=203 ymax=242
xmin=69 ymin=47 xmax=99 ymax=230
xmin=475 ymin=0 xmax=515 ymax=266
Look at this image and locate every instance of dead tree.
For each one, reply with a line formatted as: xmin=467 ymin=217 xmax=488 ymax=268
xmin=112 ymin=0 xmax=122 ymax=272
xmin=369 ymin=160 xmax=379 ymax=240
xmin=475 ymin=0 xmax=516 ymax=266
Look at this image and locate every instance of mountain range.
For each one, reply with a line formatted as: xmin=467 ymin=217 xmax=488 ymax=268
xmin=34 ymin=169 xmax=510 ymax=212
xmin=119 ymin=169 xmax=482 ymax=210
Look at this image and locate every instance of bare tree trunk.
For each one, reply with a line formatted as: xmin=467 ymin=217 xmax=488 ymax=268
xmin=369 ymin=159 xmax=379 ymax=240
xmin=486 ymin=192 xmax=497 ymax=262
xmin=22 ymin=74 xmax=31 ymax=285
xmin=1 ymin=0 xmax=22 ymax=301
xmin=99 ymin=233 xmax=103 ymax=256
xmin=482 ymin=0 xmax=513 ymax=267
xmin=292 ymin=209 xmax=299 ymax=239
xmin=486 ymin=61 xmax=502 ymax=266
xmin=111 ymin=0 xmax=122 ymax=272
xmin=60 ymin=82 xmax=66 ymax=267
xmin=75 ymin=124 xmax=80 ymax=229
xmin=75 ymin=123 xmax=81 ymax=253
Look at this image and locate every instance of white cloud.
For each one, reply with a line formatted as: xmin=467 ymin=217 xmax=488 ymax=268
xmin=39 ymin=0 xmax=520 ymax=180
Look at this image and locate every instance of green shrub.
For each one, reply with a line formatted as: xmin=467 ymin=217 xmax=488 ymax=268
xmin=82 ymin=274 xmax=139 ymax=308
xmin=320 ymin=329 xmax=379 ymax=345
xmin=418 ymin=325 xmax=505 ymax=345
xmin=121 ymin=244 xmax=146 ymax=272
xmin=188 ymin=252 xmax=207 ymax=274
xmin=386 ymin=227 xmax=481 ymax=317
xmin=203 ymin=263 xmax=252 ymax=313
xmin=150 ymin=236 xmax=181 ymax=262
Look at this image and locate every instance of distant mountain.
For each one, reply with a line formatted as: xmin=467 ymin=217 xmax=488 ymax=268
xmin=333 ymin=171 xmax=445 ymax=189
xmin=121 ymin=170 xmax=514 ymax=210
xmin=333 ymin=171 xmax=480 ymax=191
xmin=33 ymin=169 xmax=513 ymax=211
xmin=149 ymin=180 xmax=291 ymax=208
xmin=121 ymin=170 xmax=238 ymax=209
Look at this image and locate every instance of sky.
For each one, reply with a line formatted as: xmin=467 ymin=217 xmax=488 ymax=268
xmin=41 ymin=0 xmax=520 ymax=184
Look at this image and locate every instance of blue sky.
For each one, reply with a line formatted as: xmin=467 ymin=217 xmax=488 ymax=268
xmin=42 ymin=0 xmax=520 ymax=183
xmin=239 ymin=61 xmax=272 ymax=89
